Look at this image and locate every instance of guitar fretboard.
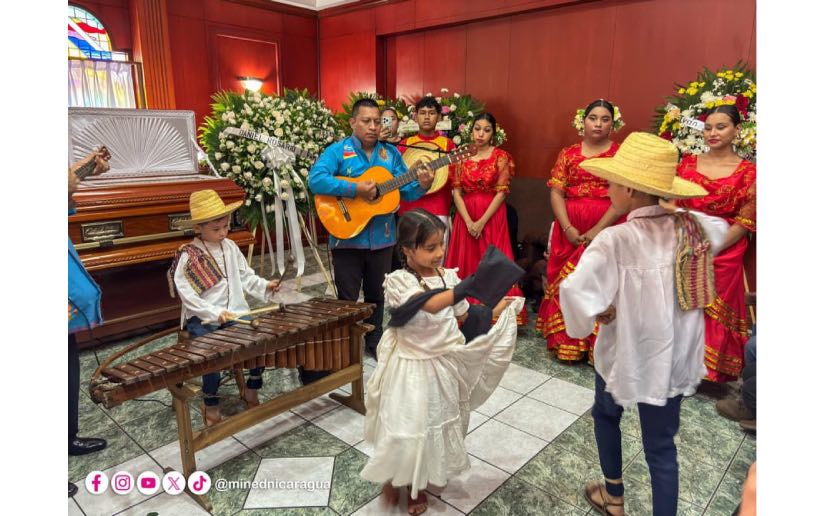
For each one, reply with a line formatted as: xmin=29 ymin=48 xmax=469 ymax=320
xmin=376 ymin=153 xmax=456 ymax=196
xmin=73 ymin=158 xmax=98 ymax=181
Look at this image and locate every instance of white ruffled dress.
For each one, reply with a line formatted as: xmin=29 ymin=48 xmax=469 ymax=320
xmin=360 ymin=268 xmax=524 ymax=498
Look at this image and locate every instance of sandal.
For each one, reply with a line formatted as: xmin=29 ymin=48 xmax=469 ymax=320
xmin=380 ymin=483 xmax=399 ymax=507
xmin=584 ymin=481 xmax=624 ymax=516
xmin=407 ymin=492 xmax=428 ymax=515
xmin=243 ymin=387 xmax=260 ymax=408
xmin=201 ymin=402 xmax=222 ymax=427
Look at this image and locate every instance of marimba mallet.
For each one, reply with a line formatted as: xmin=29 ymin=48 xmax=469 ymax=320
xmin=200 ymin=316 xmax=261 ymax=329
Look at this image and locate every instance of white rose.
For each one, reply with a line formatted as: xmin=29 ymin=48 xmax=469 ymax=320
xmin=467 ymin=111 xmax=473 ymax=117
xmin=245 ymin=143 xmax=255 ymax=153
xmin=450 ymin=104 xmax=457 ymax=111
xmin=244 ymin=172 xmax=253 ymax=179
xmin=300 ymin=168 xmax=309 ymax=177
xmin=298 ymin=191 xmax=306 ymax=199
xmin=225 ymin=140 xmax=235 ymax=149
xmin=254 ymin=161 xmax=265 ymax=170
xmin=262 ymin=177 xmax=272 ymax=186
xmin=453 ymin=92 xmax=460 ymax=98
xmin=275 ymin=128 xmax=284 ymax=137
xmin=280 ymin=179 xmax=290 ymax=188
xmin=245 ymin=199 xmax=252 ymax=206
xmin=452 ymin=135 xmax=461 ymax=145
xmin=214 ymin=152 xmax=223 ymax=160
xmin=280 ymin=192 xmax=289 ymax=200
xmin=232 ymin=165 xmax=241 ymax=173
xmin=240 ymin=120 xmax=250 ymax=131
xmin=220 ymin=162 xmax=230 ymax=171
xmin=254 ymin=193 xmax=262 ymax=202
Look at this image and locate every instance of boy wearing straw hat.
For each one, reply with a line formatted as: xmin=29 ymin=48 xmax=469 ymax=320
xmin=169 ymin=189 xmax=281 ymax=426
xmin=559 ymin=132 xmax=730 ymax=516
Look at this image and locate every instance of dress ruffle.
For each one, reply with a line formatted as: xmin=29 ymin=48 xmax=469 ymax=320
xmin=360 ymin=298 xmax=523 ymax=498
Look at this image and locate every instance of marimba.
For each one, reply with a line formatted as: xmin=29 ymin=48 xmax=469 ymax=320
xmin=89 ymin=297 xmax=373 ymax=512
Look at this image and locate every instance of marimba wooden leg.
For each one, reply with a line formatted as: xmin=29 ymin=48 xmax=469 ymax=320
xmin=169 ymin=383 xmax=213 ymax=513
xmin=233 ymin=367 xmax=247 ymax=401
xmin=328 ymin=322 xmax=371 ymax=415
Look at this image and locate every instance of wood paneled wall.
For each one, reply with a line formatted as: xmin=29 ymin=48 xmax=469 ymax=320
xmin=319 ymin=0 xmax=756 ymax=238
xmin=72 ymin=0 xmax=319 ymax=125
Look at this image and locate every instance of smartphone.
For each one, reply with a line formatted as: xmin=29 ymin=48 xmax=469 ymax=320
xmin=381 ymin=116 xmax=393 ymax=130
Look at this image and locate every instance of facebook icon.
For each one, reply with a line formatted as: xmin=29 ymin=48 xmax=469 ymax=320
xmin=84 ymin=471 xmax=109 ymax=494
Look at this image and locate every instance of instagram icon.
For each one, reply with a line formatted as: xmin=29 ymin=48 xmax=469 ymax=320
xmin=111 ymin=471 xmax=134 ymax=495
xmin=84 ymin=471 xmax=109 ymax=495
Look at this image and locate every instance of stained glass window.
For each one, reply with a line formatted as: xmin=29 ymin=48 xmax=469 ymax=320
xmin=68 ymin=6 xmax=128 ymax=62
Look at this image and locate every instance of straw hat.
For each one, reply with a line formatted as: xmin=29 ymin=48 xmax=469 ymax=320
xmin=186 ymin=189 xmax=242 ymax=225
xmin=579 ymin=132 xmax=708 ymax=199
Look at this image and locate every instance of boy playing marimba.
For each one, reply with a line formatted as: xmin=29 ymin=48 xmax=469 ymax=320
xmin=169 ymin=189 xmax=281 ymax=426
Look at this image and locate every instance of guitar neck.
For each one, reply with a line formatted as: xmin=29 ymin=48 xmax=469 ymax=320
xmin=73 ymin=159 xmax=98 ymax=181
xmin=376 ymin=153 xmax=456 ymax=195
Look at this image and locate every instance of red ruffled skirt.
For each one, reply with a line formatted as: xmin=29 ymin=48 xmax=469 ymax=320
xmin=446 ymin=192 xmax=527 ymax=325
xmin=703 ymin=237 xmax=750 ymax=382
xmin=536 ymin=197 xmax=618 ymax=361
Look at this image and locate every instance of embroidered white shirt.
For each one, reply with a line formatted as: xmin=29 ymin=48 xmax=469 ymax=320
xmin=560 ymin=205 xmax=729 ymax=406
xmin=173 ymin=238 xmax=276 ymax=326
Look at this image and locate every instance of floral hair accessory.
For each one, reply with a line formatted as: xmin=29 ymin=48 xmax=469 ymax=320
xmin=572 ymin=102 xmax=625 ymax=136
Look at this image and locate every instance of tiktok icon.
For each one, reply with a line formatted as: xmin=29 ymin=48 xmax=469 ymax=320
xmin=187 ymin=471 xmax=212 ymax=495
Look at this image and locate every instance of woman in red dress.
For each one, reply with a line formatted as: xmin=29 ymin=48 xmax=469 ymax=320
xmin=676 ymin=105 xmax=756 ymax=383
xmin=446 ymin=112 xmax=527 ymax=325
xmin=536 ymin=99 xmax=624 ymax=362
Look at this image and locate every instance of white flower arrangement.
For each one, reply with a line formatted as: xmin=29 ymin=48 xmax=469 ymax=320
xmin=200 ymin=88 xmax=345 ymax=228
xmin=654 ymin=64 xmax=756 ymax=159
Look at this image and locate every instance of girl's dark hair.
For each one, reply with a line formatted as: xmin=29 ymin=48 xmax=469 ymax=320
xmin=381 ymin=107 xmax=398 ymax=117
xmin=584 ymin=99 xmax=615 ymax=119
xmin=705 ymin=104 xmax=742 ymax=126
xmin=471 ymin=112 xmax=497 ymax=139
xmin=396 ymin=209 xmax=447 ymax=265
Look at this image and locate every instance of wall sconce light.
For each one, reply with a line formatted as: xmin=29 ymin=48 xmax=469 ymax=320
xmin=238 ymin=76 xmax=264 ymax=92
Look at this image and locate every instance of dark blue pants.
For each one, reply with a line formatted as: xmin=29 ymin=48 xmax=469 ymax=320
xmin=186 ymin=316 xmax=264 ymax=406
xmin=69 ymin=334 xmax=79 ymax=442
xmin=592 ymin=374 xmax=682 ymax=516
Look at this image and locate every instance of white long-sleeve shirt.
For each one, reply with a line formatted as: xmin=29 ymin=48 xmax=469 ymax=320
xmin=173 ymin=238 xmax=275 ymax=327
xmin=559 ymin=205 xmax=729 ymax=407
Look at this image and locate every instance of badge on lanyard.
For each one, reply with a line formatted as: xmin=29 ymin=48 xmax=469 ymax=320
xmin=379 ymin=147 xmax=388 ymax=161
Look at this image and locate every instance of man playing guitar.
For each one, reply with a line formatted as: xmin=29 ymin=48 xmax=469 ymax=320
xmin=68 ymin=146 xmax=111 ymax=499
xmin=308 ymin=99 xmax=434 ymax=367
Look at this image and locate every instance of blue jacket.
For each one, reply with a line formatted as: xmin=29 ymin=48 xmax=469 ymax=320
xmin=68 ymin=209 xmax=102 ymax=333
xmin=309 ymin=136 xmax=426 ymax=250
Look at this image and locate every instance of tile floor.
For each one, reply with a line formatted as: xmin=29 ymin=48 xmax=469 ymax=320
xmin=70 ymin=254 xmax=754 ymax=515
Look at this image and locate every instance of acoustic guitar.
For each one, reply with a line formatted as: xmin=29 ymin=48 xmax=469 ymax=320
xmin=72 ymin=145 xmax=111 ymax=180
xmin=315 ymin=144 xmax=477 ymax=240
xmin=401 ymin=142 xmax=453 ymax=195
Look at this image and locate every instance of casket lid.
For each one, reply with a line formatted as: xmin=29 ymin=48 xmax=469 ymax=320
xmin=68 ymin=108 xmax=201 ymax=185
